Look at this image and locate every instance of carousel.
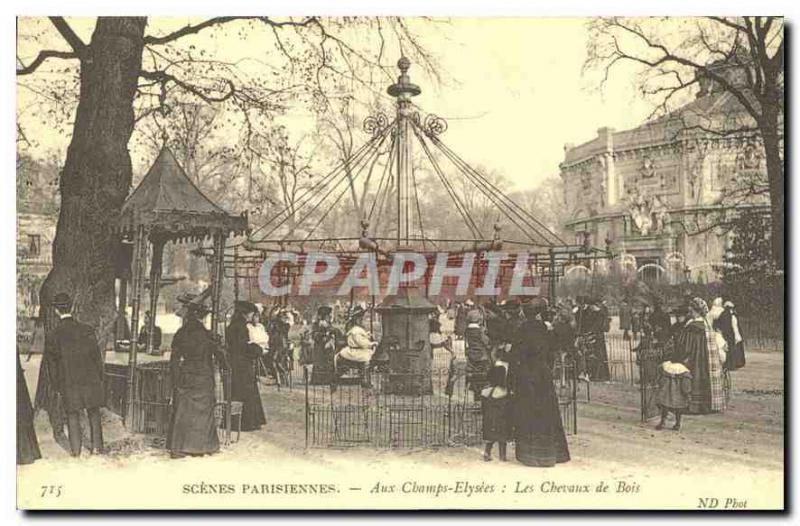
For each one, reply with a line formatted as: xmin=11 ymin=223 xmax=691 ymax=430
xmin=109 ymin=147 xmax=248 ymax=441
xmin=193 ymin=57 xmax=612 ymax=447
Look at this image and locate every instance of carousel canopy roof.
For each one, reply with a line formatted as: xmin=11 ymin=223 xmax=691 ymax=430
xmin=237 ymin=57 xmax=566 ymax=258
xmin=119 ymin=147 xmax=248 ymax=240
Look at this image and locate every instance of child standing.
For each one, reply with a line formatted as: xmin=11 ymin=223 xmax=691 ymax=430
xmin=481 ymin=353 xmax=511 ymax=461
xmin=655 ymin=361 xmax=692 ymax=431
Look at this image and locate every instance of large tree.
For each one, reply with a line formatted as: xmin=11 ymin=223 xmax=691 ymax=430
xmin=586 ymin=16 xmax=784 ymax=269
xmin=16 ymin=16 xmax=437 ymax=343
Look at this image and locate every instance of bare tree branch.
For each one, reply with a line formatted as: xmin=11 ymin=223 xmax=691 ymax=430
xmin=143 ymin=16 xmax=317 ymax=46
xmin=141 ymin=69 xmax=236 ymax=103
xmin=16 ymin=49 xmax=77 ymax=75
xmin=48 ymin=17 xmax=86 ymax=53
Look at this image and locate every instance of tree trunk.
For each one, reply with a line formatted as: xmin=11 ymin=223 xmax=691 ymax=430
xmin=761 ymin=119 xmax=784 ymax=270
xmin=39 ymin=18 xmax=147 ymax=346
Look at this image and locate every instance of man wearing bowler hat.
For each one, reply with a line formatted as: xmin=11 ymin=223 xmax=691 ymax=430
xmin=46 ymin=292 xmax=105 ymax=456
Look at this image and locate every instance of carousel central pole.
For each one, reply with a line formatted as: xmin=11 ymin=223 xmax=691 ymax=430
xmin=388 ymin=57 xmax=420 ymax=248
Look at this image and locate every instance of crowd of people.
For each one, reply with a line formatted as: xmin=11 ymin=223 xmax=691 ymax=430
xmin=17 ymin=287 xmax=748 ymax=467
xmin=454 ymin=296 xmax=612 ymax=384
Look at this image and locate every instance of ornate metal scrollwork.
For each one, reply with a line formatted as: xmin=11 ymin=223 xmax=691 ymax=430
xmin=363 ymin=112 xmax=389 ymax=137
xmin=423 ymin=114 xmax=448 ymax=136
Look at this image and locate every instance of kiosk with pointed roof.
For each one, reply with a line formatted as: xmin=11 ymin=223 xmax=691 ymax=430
xmin=116 ymin=147 xmax=248 ymax=431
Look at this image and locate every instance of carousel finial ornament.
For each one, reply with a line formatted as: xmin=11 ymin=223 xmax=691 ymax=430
xmin=388 ymin=56 xmax=421 ymax=99
xmin=398 ymin=56 xmax=410 ymax=72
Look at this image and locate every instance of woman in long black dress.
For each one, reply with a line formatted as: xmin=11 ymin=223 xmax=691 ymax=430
xmin=17 ymin=351 xmax=41 ymax=465
xmin=715 ymin=301 xmax=746 ymax=370
xmin=167 ymin=301 xmax=227 ymax=458
xmin=510 ymin=299 xmax=570 ymax=467
xmin=226 ymin=301 xmax=267 ymax=431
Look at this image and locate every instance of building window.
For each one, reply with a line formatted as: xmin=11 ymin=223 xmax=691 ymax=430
xmin=28 ymin=234 xmax=41 ymax=257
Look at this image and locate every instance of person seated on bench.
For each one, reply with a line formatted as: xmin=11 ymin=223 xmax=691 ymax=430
xmin=334 ymin=306 xmax=377 ymax=381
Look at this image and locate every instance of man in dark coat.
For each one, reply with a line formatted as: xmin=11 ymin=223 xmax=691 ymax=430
xmin=46 ymin=293 xmax=105 ymax=457
xmin=226 ymin=301 xmax=267 ymax=431
xmin=34 ymin=307 xmax=70 ymax=452
xmin=509 ymin=298 xmax=570 ymax=467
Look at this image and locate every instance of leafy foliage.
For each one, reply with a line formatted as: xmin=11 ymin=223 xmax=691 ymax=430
xmin=716 ymin=209 xmax=783 ymax=316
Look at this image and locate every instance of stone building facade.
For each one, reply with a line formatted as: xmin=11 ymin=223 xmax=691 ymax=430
xmin=17 ymin=212 xmax=56 ymax=317
xmin=560 ymin=75 xmax=771 ymax=284
xmin=17 ymin=155 xmax=58 ymax=318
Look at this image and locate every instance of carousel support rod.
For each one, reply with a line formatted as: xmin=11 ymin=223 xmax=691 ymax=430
xmin=548 ymin=248 xmax=556 ymax=306
xmin=126 ymin=225 xmax=146 ymax=427
xmin=146 ymin=235 xmax=166 ymax=354
xmin=233 ymin=245 xmax=240 ymax=302
xmin=210 ymin=230 xmax=225 ymax=339
xmin=370 ymin=294 xmax=375 ymax=334
xmin=283 ymin=265 xmax=290 ymax=307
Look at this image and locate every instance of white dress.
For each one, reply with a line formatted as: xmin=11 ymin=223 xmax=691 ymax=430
xmin=247 ymin=322 xmax=270 ymax=351
xmin=336 ymin=325 xmax=375 ymax=363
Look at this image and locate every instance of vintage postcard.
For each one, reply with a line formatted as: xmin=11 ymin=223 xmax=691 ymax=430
xmin=15 ymin=15 xmax=784 ymax=510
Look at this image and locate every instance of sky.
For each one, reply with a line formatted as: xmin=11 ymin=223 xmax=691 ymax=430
xmin=411 ymin=18 xmax=656 ymax=189
xmin=16 ymin=17 xmax=659 ymax=191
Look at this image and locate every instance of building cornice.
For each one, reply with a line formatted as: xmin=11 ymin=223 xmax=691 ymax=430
xmin=560 ymin=133 xmax=767 ymax=172
xmin=565 ymin=202 xmax=770 ymax=228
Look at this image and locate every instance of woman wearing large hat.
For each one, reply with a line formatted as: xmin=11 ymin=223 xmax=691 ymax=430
xmin=167 ymin=294 xmax=227 ymax=458
xmin=225 ymin=301 xmax=267 ymax=432
xmin=509 ymin=297 xmax=570 ymax=467
xmin=676 ymin=297 xmax=726 ymax=414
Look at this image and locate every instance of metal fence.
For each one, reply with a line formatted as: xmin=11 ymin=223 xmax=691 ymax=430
xmin=604 ymin=334 xmax=639 ymax=384
xmin=304 ymin=348 xmax=578 ymax=449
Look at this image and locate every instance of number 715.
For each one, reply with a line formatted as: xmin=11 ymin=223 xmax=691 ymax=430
xmin=40 ymin=485 xmax=62 ymax=498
